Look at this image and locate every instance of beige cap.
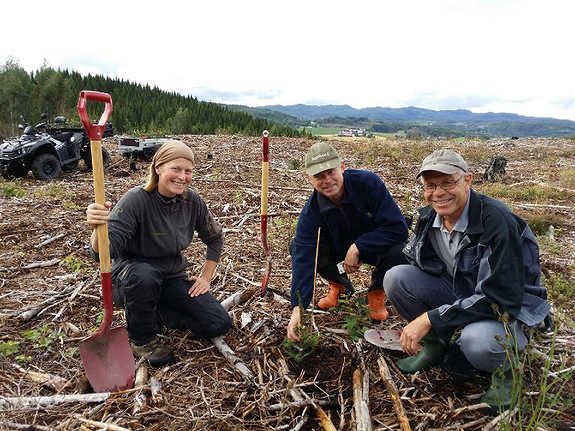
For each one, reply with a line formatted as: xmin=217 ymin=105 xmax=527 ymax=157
xmin=417 ymin=149 xmax=468 ymax=178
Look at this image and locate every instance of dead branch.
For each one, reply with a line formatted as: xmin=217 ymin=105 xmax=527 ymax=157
xmin=21 ymin=258 xmax=61 ymax=269
xmin=18 ymin=283 xmax=77 ymax=322
xmin=279 ymin=358 xmax=337 ymax=431
xmin=133 ymin=364 xmax=149 ymax=414
xmin=220 ymin=286 xmax=259 ymax=311
xmin=481 ymin=407 xmax=519 ymax=431
xmin=230 ymin=272 xmax=260 ymax=287
xmin=377 ymin=356 xmax=411 ymax=431
xmin=0 ymin=392 xmax=110 ymax=409
xmin=267 ymin=399 xmax=331 ymax=411
xmin=150 ymin=376 xmax=164 ymax=406
xmin=11 ymin=363 xmax=68 ymax=392
xmin=352 ymin=368 xmax=372 ymax=431
xmin=35 ymin=233 xmax=65 ymax=249
xmin=211 ymin=336 xmax=256 ymax=383
xmin=4 ymin=422 xmax=51 ymax=431
xmin=509 ymin=202 xmax=573 ymax=212
xmin=74 ymin=415 xmax=131 ymax=431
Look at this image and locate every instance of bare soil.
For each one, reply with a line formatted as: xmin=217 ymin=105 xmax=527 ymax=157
xmin=1 ymin=135 xmax=574 ymax=430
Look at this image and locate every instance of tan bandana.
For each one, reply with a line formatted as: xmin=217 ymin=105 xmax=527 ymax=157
xmin=152 ymin=140 xmax=195 ymax=168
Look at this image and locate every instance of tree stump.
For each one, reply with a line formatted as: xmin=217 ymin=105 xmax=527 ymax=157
xmin=483 ymin=155 xmax=507 ymax=182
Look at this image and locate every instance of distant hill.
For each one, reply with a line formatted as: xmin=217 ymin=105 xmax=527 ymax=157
xmin=257 ymin=103 xmax=565 ymax=123
xmin=224 ymin=104 xmax=304 ymax=128
xmin=250 ymin=104 xmax=575 ymax=138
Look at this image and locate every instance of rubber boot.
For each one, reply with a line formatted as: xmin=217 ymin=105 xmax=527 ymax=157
xmin=367 ymin=289 xmax=389 ymax=321
xmin=317 ymin=282 xmax=346 ymax=310
xmin=397 ymin=330 xmax=447 ymax=374
xmin=481 ymin=369 xmax=516 ymax=412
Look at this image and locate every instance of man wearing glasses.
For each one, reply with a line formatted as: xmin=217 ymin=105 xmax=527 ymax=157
xmin=383 ymin=149 xmax=550 ymax=412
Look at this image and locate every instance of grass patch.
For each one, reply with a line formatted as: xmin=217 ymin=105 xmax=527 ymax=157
xmin=60 ymin=254 xmax=93 ymax=274
xmin=33 ymin=183 xmax=65 ymax=197
xmin=481 ymin=183 xmax=572 ymax=202
xmin=0 ymin=181 xmax=27 ymax=197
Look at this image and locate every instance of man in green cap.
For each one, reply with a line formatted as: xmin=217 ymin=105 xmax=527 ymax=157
xmin=383 ymin=149 xmax=551 ymax=412
xmin=287 ymin=142 xmax=408 ymax=341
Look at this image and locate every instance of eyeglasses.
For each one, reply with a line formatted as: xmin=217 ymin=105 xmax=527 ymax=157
xmin=421 ymin=174 xmax=465 ymax=192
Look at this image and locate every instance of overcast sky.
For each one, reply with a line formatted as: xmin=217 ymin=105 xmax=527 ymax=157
xmin=2 ymin=0 xmax=574 ymax=120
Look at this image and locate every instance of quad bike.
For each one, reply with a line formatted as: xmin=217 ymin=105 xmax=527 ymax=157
xmin=0 ymin=114 xmax=113 ymax=180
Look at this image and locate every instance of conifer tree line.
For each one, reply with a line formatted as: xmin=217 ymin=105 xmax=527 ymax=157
xmin=0 ymin=59 xmax=308 ymax=140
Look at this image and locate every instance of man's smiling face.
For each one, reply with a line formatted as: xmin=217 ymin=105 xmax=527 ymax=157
xmin=421 ymin=170 xmax=471 ymax=224
xmin=307 ymin=161 xmax=346 ymax=204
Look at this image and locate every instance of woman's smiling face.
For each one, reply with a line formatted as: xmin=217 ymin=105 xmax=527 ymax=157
xmin=155 ymin=157 xmax=194 ymax=197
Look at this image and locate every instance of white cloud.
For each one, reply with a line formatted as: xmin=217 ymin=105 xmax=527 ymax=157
xmin=2 ymin=0 xmax=574 ymax=120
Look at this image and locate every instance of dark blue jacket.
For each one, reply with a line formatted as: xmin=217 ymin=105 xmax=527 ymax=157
xmin=404 ymin=189 xmax=550 ymax=339
xmin=290 ymin=169 xmax=408 ymax=308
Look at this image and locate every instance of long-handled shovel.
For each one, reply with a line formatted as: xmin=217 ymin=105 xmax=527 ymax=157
xmin=260 ymin=130 xmax=272 ymax=295
xmin=77 ymin=91 xmax=135 ymax=392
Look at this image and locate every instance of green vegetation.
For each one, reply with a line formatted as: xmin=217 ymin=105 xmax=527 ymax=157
xmin=33 ymin=183 xmax=64 ymax=198
xmin=0 ymin=59 xmax=309 ymax=140
xmin=493 ymin=312 xmax=574 ymax=429
xmin=281 ymin=293 xmax=321 ymax=364
xmin=305 ymin=127 xmax=341 ymax=136
xmin=0 ymin=340 xmax=20 ymax=357
xmin=338 ymin=297 xmax=371 ymax=341
xmin=482 ymin=183 xmax=575 ymax=202
xmin=0 ymin=181 xmax=26 ymax=197
xmin=60 ymin=254 xmax=93 ymax=274
xmin=22 ymin=324 xmax=61 ymax=349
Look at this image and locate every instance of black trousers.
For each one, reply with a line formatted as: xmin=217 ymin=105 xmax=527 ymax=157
xmin=112 ymin=261 xmax=233 ymax=345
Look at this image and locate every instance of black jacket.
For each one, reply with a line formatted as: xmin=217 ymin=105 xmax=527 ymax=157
xmin=404 ymin=190 xmax=550 ymax=339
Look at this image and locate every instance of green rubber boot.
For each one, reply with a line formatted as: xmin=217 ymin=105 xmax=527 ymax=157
xmin=481 ymin=369 xmax=516 ymax=412
xmin=396 ymin=330 xmax=447 ymax=374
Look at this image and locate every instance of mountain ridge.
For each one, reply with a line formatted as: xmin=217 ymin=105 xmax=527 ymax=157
xmin=256 ymin=103 xmax=571 ymax=124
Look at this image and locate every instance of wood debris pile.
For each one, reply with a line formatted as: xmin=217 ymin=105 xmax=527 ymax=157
xmin=1 ymin=135 xmax=574 ymax=430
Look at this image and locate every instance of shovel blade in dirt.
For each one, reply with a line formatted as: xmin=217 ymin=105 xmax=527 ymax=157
xmin=364 ymin=328 xmax=403 ymax=351
xmin=79 ymin=326 xmax=135 ymax=392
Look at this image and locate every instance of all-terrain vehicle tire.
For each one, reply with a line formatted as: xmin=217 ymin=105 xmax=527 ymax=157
xmin=31 ymin=153 xmax=61 ymax=180
xmin=83 ymin=148 xmax=110 ymax=170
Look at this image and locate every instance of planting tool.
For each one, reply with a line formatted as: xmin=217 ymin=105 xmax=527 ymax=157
xmin=260 ymin=130 xmax=271 ymax=295
xmin=77 ymin=91 xmax=135 ymax=392
xmin=364 ymin=328 xmax=403 ymax=351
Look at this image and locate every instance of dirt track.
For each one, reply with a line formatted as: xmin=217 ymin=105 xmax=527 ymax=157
xmin=1 ymin=135 xmax=574 ymax=430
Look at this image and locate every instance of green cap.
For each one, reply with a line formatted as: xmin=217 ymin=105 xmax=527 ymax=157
xmin=305 ymin=142 xmax=341 ymax=175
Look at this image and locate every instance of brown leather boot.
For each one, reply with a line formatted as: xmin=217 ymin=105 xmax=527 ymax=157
xmin=367 ymin=290 xmax=389 ymax=321
xmin=317 ymin=282 xmax=346 ymax=310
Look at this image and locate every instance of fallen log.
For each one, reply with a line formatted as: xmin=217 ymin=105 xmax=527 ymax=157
xmin=377 ymin=356 xmax=411 ymax=431
xmin=0 ymin=392 xmax=110 ymax=409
